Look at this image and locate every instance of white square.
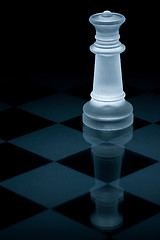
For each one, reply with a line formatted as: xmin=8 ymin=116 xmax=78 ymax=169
xmin=1 ymin=162 xmax=96 ymax=208
xmin=119 ymin=162 xmax=160 ymax=206
xmin=0 ymin=139 xmax=4 ymax=144
xmin=0 ymin=101 xmax=11 ymax=111
xmin=18 ymin=93 xmax=86 ymax=122
xmin=126 ymin=124 xmax=160 ymax=161
xmin=115 ymin=213 xmax=160 ymax=240
xmin=9 ymin=124 xmax=90 ymax=161
xmin=0 ymin=210 xmax=105 ymax=240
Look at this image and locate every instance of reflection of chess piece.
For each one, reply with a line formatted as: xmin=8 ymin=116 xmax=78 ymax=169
xmin=83 ymin=10 xmax=133 ymax=130
xmin=90 ymin=185 xmax=124 ymax=231
xmin=83 ymin=124 xmax=133 ymax=232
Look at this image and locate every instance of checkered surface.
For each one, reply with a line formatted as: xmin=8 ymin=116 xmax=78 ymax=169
xmin=0 ymin=73 xmax=160 ymax=240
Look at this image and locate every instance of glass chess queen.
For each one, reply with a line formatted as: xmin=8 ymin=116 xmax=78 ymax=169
xmin=83 ymin=10 xmax=133 ymax=130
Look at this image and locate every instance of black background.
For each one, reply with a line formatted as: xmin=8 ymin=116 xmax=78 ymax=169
xmin=0 ymin=2 xmax=159 ymax=78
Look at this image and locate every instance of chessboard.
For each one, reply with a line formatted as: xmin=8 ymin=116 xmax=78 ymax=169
xmin=0 ymin=72 xmax=160 ymax=240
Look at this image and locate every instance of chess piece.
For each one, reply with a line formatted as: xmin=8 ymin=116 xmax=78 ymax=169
xmin=83 ymin=124 xmax=133 ymax=187
xmin=83 ymin=124 xmax=133 ymax=232
xmin=83 ymin=10 xmax=133 ymax=130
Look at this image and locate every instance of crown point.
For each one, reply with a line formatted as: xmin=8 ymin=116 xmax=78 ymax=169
xmin=102 ymin=10 xmax=113 ymax=17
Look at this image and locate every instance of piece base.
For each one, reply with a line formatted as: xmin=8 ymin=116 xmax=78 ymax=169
xmin=83 ymin=99 xmax=134 ymax=131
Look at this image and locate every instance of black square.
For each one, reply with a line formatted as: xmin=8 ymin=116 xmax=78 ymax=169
xmin=61 ymin=109 xmax=152 ymax=133
xmin=0 ymin=78 xmax=57 ymax=106
xmin=59 ymin=149 xmax=94 ymax=177
xmin=121 ymin=150 xmax=157 ymax=177
xmin=65 ymin=83 xmax=145 ymax=100
xmin=60 ymin=116 xmax=83 ymax=132
xmin=0 ymin=186 xmax=46 ymax=230
xmin=123 ymin=83 xmax=145 ymax=99
xmin=61 ymin=109 xmax=152 ymax=134
xmin=54 ymin=189 xmax=160 ymax=236
xmin=133 ymin=117 xmax=152 ymax=130
xmin=152 ymin=88 xmax=160 ymax=96
xmin=156 ymin=121 xmax=160 ymax=126
xmin=0 ymin=142 xmax=52 ymax=181
xmin=0 ymin=108 xmax=55 ymax=140
xmin=58 ymin=148 xmax=157 ymax=182
xmin=65 ymin=83 xmax=92 ymax=100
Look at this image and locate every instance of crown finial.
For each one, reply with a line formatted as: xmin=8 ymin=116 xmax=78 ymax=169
xmin=102 ymin=10 xmax=113 ymax=17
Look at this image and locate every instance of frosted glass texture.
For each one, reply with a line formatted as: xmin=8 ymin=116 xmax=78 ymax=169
xmin=83 ymin=10 xmax=133 ymax=130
